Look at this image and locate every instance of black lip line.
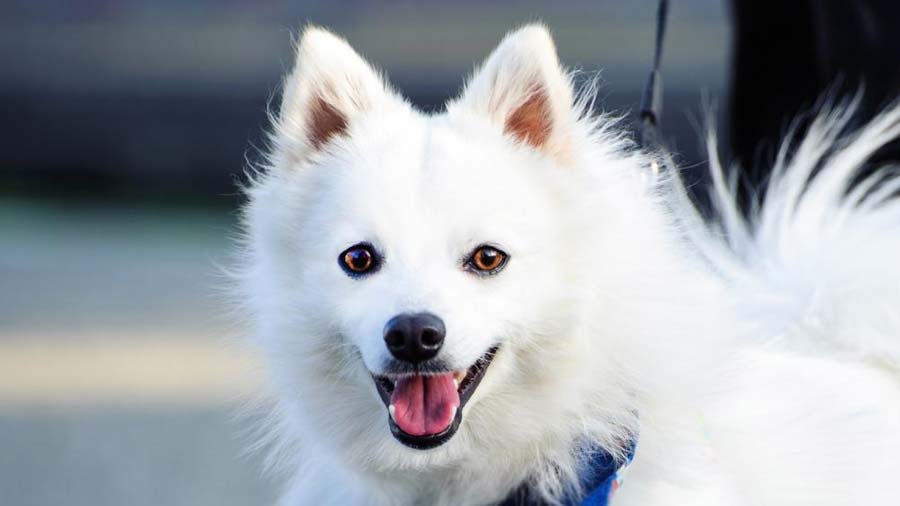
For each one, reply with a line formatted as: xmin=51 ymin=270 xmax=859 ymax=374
xmin=372 ymin=345 xmax=500 ymax=450
xmin=457 ymin=345 xmax=498 ymax=406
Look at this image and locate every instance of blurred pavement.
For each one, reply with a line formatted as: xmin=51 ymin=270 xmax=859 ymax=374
xmin=0 ymin=200 xmax=274 ymax=506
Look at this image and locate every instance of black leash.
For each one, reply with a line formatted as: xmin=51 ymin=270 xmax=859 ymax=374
xmin=638 ymin=0 xmax=670 ymax=151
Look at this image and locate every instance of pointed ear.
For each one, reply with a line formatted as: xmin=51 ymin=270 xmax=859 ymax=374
xmin=450 ymin=24 xmax=575 ymax=159
xmin=275 ymin=26 xmax=391 ymax=163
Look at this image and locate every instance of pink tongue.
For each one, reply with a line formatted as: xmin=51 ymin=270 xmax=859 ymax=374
xmin=391 ymin=373 xmax=460 ymax=436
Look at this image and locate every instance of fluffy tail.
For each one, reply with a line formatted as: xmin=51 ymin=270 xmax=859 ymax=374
xmin=690 ymin=97 xmax=900 ymax=368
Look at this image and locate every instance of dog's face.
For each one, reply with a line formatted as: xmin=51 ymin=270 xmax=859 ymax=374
xmin=245 ymin=25 xmax=622 ymax=469
xmin=295 ymin=116 xmax=573 ymax=449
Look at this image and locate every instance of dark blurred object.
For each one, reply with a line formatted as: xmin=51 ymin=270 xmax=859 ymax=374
xmin=729 ymin=0 xmax=900 ymax=209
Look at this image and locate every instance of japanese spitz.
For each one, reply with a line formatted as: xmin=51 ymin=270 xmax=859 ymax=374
xmin=234 ymin=24 xmax=900 ymax=505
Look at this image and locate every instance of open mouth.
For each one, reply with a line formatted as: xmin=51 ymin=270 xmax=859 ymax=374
xmin=372 ymin=346 xmax=499 ymax=450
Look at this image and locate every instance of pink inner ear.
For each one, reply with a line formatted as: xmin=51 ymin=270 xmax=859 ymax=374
xmin=308 ymin=95 xmax=349 ymax=149
xmin=504 ymin=88 xmax=552 ymax=149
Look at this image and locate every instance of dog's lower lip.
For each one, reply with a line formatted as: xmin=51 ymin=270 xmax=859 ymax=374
xmin=372 ymin=345 xmax=500 ymax=449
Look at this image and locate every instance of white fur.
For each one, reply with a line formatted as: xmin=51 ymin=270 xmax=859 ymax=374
xmin=233 ymin=24 xmax=900 ymax=505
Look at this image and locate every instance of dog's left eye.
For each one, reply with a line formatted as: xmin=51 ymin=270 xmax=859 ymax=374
xmin=339 ymin=243 xmax=380 ymax=277
xmin=465 ymin=245 xmax=509 ymax=275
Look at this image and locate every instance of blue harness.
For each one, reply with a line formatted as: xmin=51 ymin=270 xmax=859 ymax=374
xmin=499 ymin=440 xmax=636 ymax=506
xmin=576 ymin=442 xmax=635 ymax=506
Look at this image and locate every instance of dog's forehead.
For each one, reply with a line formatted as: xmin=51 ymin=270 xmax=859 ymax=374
xmin=344 ymin=112 xmax=549 ymax=206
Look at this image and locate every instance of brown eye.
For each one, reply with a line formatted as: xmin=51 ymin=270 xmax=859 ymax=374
xmin=339 ymin=243 xmax=380 ymax=276
xmin=467 ymin=245 xmax=508 ymax=275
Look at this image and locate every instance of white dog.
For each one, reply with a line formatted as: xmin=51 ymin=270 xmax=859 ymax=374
xmin=234 ymin=24 xmax=900 ymax=505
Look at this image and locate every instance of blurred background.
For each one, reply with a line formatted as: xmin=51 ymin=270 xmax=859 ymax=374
xmin=2 ymin=1 xmax=897 ymax=505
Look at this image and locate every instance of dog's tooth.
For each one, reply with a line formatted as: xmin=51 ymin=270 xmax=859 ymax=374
xmin=453 ymin=378 xmax=460 ymax=389
xmin=450 ymin=406 xmax=458 ymax=419
xmin=388 ymin=404 xmax=396 ymax=421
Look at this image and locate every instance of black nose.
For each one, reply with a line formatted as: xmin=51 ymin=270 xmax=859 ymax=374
xmin=383 ymin=312 xmax=446 ymax=364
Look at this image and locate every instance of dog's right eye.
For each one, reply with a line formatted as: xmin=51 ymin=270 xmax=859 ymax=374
xmin=339 ymin=243 xmax=380 ymax=277
xmin=465 ymin=245 xmax=509 ymax=276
